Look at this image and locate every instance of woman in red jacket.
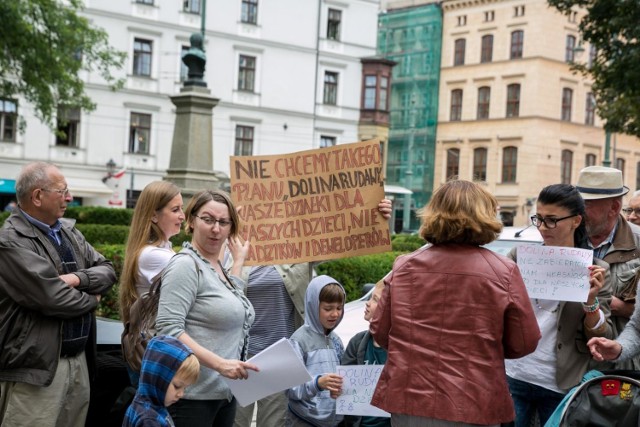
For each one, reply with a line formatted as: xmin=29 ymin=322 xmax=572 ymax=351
xmin=370 ymin=179 xmax=541 ymax=426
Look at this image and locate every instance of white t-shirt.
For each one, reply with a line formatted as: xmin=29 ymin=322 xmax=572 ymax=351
xmin=135 ymin=241 xmax=174 ymax=296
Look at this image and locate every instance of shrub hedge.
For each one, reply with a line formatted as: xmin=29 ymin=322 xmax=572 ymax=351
xmin=1 ymin=206 xmax=426 ymax=319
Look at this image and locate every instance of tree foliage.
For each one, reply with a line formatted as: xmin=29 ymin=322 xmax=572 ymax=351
xmin=548 ymin=0 xmax=640 ymax=137
xmin=0 ymin=0 xmax=125 ymax=128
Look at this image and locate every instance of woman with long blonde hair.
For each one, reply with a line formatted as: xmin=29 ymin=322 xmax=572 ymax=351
xmin=119 ymin=181 xmax=184 ymax=324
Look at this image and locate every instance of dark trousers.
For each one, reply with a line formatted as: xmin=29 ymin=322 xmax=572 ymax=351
xmin=169 ymin=397 xmax=237 ymax=427
xmin=505 ymin=376 xmax=564 ymax=427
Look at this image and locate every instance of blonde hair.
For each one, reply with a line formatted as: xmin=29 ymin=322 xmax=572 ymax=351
xmin=184 ymin=190 xmax=241 ymax=238
xmin=119 ymin=181 xmax=181 ymax=322
xmin=174 ymin=354 xmax=200 ymax=384
xmin=419 ymin=180 xmax=502 ymax=245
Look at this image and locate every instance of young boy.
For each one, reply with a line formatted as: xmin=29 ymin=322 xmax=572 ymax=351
xmin=342 ymin=279 xmax=390 ymax=427
xmin=286 ymin=275 xmax=346 ymax=427
xmin=123 ymin=335 xmax=200 ymax=427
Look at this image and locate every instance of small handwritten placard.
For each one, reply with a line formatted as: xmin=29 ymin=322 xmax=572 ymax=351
xmin=336 ymin=365 xmax=390 ymax=418
xmin=516 ymin=245 xmax=592 ymax=302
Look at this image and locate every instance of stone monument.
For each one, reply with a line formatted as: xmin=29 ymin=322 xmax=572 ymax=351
xmin=165 ymin=31 xmax=226 ymax=197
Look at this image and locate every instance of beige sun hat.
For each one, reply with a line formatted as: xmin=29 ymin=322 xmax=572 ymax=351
xmin=576 ymin=166 xmax=630 ymax=200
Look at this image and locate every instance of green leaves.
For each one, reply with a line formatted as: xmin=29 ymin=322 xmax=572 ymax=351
xmin=548 ymin=0 xmax=640 ymax=137
xmin=0 ymin=0 xmax=125 ymax=128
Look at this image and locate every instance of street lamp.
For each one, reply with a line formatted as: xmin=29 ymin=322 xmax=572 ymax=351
xmin=102 ymin=158 xmax=117 ymax=183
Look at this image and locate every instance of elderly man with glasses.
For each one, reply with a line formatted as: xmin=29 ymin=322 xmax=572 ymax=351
xmin=622 ymin=190 xmax=640 ymax=226
xmin=0 ymin=162 xmax=116 ymax=427
xmin=576 ymin=166 xmax=640 ymax=370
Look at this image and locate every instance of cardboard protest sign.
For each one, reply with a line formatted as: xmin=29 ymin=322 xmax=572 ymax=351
xmin=516 ymin=244 xmax=592 ymax=302
xmin=336 ymin=365 xmax=390 ymax=418
xmin=230 ymin=139 xmax=391 ymax=266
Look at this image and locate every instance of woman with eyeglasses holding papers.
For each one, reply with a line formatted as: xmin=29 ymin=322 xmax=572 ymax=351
xmin=504 ymin=184 xmax=613 ymax=427
xmin=156 ymin=190 xmax=256 ymax=427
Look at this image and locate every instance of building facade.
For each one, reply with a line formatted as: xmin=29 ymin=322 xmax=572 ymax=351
xmin=378 ymin=2 xmax=443 ymax=231
xmin=0 ymin=0 xmax=380 ymax=208
xmin=435 ymin=0 xmax=640 ymax=226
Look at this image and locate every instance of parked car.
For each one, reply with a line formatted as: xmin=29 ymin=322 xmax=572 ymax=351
xmin=335 ymin=226 xmax=543 ymax=346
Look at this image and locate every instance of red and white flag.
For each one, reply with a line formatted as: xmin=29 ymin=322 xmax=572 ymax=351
xmin=111 ymin=168 xmax=126 ymax=179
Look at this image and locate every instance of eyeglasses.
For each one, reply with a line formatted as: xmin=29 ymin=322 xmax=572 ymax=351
xmin=531 ymin=214 xmax=577 ymax=229
xmin=622 ymin=208 xmax=640 ymax=216
xmin=194 ymin=215 xmax=232 ymax=228
xmin=41 ymin=187 xmax=70 ymax=197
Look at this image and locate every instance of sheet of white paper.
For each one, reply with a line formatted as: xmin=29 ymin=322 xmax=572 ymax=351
xmin=222 ymin=338 xmax=311 ymax=407
xmin=516 ymin=244 xmax=593 ymax=302
xmin=336 ymin=365 xmax=390 ymax=418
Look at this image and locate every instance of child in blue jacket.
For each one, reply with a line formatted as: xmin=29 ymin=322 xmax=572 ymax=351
xmin=123 ymin=336 xmax=199 ymax=426
xmin=286 ymin=275 xmax=346 ymax=427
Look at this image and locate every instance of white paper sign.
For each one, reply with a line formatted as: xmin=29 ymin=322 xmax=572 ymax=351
xmin=516 ymin=244 xmax=592 ymax=302
xmin=336 ymin=365 xmax=390 ymax=418
xmin=223 ymin=338 xmax=311 ymax=407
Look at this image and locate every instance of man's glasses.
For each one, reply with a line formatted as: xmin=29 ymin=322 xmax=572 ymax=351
xmin=622 ymin=208 xmax=640 ymax=216
xmin=41 ymin=187 xmax=70 ymax=197
xmin=531 ymin=214 xmax=577 ymax=229
xmin=195 ymin=215 xmax=232 ymax=228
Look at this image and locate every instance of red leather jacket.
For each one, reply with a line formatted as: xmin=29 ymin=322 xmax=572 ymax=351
xmin=370 ymin=244 xmax=540 ymax=425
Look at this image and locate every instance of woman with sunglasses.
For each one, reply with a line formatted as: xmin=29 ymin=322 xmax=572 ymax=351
xmin=504 ymin=184 xmax=614 ymax=427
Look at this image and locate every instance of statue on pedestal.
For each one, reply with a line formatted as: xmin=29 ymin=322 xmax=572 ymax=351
xmin=182 ymin=33 xmax=207 ymax=87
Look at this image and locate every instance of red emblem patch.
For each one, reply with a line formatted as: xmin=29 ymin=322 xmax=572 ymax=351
xmin=601 ymin=379 xmax=621 ymax=396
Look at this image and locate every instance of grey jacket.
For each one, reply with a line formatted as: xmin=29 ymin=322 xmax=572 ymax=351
xmin=600 ymin=216 xmax=640 ymax=369
xmin=0 ymin=210 xmax=116 ymax=386
xmin=286 ymin=275 xmax=346 ymax=427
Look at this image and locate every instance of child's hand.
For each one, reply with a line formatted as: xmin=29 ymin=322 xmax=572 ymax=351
xmin=319 ymin=373 xmax=343 ymax=394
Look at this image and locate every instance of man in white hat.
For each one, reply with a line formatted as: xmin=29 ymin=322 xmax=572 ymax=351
xmin=577 ymin=165 xmax=640 ymax=369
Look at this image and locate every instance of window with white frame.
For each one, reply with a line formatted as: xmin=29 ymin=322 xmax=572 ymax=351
xmin=180 ymin=45 xmax=189 ymax=82
xmin=129 ymin=112 xmax=151 ymax=154
xmin=327 ymin=9 xmax=342 ymax=41
xmin=514 ymin=5 xmax=525 ymax=17
xmin=323 ymin=71 xmax=338 ymax=105
xmin=183 ymin=0 xmax=200 ymax=14
xmin=235 ymin=125 xmax=254 ymax=156
xmin=484 ymin=11 xmax=495 ymax=22
xmin=585 ymin=153 xmax=596 ymax=167
xmin=320 ymin=135 xmax=336 ymax=148
xmin=0 ymin=99 xmax=17 ymax=142
xmin=241 ymin=0 xmax=258 ymax=25
xmin=380 ymin=76 xmax=388 ymax=110
xmin=238 ymin=55 xmax=256 ymax=92
xmin=56 ymin=107 xmax=80 ymax=147
xmin=364 ymin=75 xmax=376 ymax=109
xmin=133 ymin=38 xmax=152 ymax=76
